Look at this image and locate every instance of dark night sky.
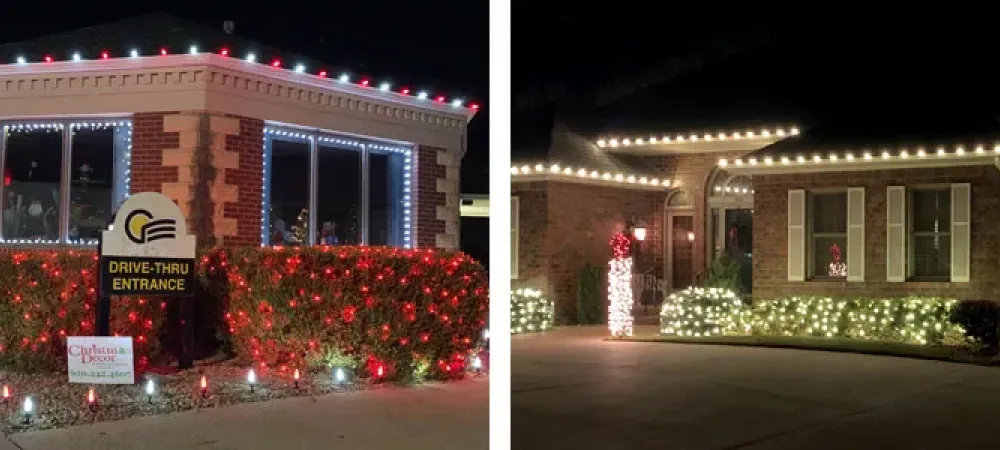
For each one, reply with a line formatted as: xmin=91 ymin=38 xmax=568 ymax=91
xmin=513 ymin=1 xmax=1000 ymax=155
xmin=0 ymin=1 xmax=489 ymax=193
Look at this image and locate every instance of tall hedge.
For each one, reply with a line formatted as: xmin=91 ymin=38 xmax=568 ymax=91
xmin=201 ymin=246 xmax=489 ymax=382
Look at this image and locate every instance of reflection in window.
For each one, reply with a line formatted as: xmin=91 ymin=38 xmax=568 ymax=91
xmin=317 ymin=144 xmax=361 ymax=245
xmin=910 ymin=189 xmax=950 ymax=279
xmin=809 ymin=192 xmax=848 ymax=278
xmin=267 ymin=137 xmax=310 ymax=246
xmin=368 ymin=151 xmax=404 ymax=246
xmin=3 ymin=126 xmax=64 ymax=241
xmin=70 ymin=126 xmax=115 ymax=241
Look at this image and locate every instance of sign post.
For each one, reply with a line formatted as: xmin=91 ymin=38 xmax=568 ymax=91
xmin=98 ymin=192 xmax=197 ymax=369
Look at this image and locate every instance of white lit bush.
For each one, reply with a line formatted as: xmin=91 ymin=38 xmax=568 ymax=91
xmin=511 ymin=288 xmax=554 ymax=334
xmin=660 ymin=287 xmax=749 ymax=337
xmin=660 ymin=289 xmax=966 ymax=346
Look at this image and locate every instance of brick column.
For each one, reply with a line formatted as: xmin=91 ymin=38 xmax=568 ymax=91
xmin=414 ymin=145 xmax=451 ymax=249
xmin=129 ymin=112 xmax=263 ymax=247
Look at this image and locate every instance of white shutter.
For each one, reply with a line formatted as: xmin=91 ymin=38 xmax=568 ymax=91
xmin=511 ymin=196 xmax=519 ymax=280
xmin=788 ymin=190 xmax=806 ymax=281
xmin=847 ymin=187 xmax=865 ymax=282
xmin=951 ymin=183 xmax=971 ymax=282
xmin=886 ymin=186 xmax=906 ymax=282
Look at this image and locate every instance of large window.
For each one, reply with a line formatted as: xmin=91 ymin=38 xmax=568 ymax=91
xmin=808 ymin=192 xmax=848 ymax=278
xmin=909 ymin=188 xmax=950 ymax=279
xmin=263 ymin=128 xmax=411 ymax=248
xmin=0 ymin=121 xmax=130 ymax=245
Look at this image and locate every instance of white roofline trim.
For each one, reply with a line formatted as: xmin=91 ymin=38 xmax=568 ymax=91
xmin=511 ymin=162 xmax=670 ymax=191
xmin=722 ymin=149 xmax=1000 ymax=175
xmin=597 ymin=125 xmax=800 ymax=148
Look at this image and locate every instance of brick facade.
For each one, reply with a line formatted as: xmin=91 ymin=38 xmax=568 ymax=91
xmin=415 ymin=145 xmax=458 ymax=249
xmin=753 ymin=165 xmax=1000 ymax=301
xmin=130 ymin=112 xmax=180 ymax=195
xmin=513 ymin=180 xmax=666 ymax=323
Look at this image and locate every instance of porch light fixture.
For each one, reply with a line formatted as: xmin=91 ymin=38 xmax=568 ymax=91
xmin=717 ymin=142 xmax=1000 ymax=168
xmin=687 ymin=232 xmax=695 ymax=242
xmin=633 ymin=227 xmax=647 ymax=241
xmin=597 ymin=126 xmax=799 ymax=148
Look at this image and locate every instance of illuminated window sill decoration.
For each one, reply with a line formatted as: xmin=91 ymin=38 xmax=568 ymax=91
xmin=598 ymin=126 xmax=799 ymax=148
xmin=660 ymin=288 xmax=966 ymax=346
xmin=608 ymin=232 xmax=634 ymax=337
xmin=2 ymin=51 xmax=479 ymax=112
xmin=511 ymin=288 xmax=553 ymax=334
xmin=510 ymin=163 xmax=670 ymax=190
xmin=719 ymin=143 xmax=1000 ymax=174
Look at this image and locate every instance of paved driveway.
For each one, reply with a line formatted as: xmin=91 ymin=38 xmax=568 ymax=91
xmin=513 ymin=326 xmax=1000 ymax=450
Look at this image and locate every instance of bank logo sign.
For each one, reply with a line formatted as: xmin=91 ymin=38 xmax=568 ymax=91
xmin=100 ymin=193 xmax=197 ymax=296
xmin=125 ymin=209 xmax=177 ymax=244
xmin=67 ymin=336 xmax=134 ymax=384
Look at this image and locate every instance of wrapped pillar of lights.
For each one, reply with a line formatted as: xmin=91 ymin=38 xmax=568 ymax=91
xmin=608 ymin=232 xmax=634 ymax=337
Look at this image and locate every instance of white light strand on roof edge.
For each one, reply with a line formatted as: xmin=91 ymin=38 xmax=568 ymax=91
xmin=510 ymin=163 xmax=671 ymax=188
xmin=7 ymin=49 xmax=480 ymax=111
xmin=718 ymin=144 xmax=1000 ymax=168
xmin=598 ymin=126 xmax=799 ymax=148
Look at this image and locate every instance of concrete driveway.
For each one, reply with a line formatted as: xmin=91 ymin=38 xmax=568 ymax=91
xmin=3 ymin=378 xmax=487 ymax=450
xmin=513 ymin=326 xmax=1000 ymax=450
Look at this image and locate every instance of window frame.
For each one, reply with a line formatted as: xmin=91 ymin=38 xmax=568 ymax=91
xmin=261 ymin=125 xmax=413 ymax=248
xmin=907 ymin=185 xmax=952 ymax=281
xmin=806 ymin=189 xmax=849 ymax=280
xmin=0 ymin=118 xmax=132 ymax=247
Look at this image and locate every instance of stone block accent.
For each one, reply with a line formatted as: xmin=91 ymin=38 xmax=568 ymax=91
xmin=753 ymin=165 xmax=1000 ymax=301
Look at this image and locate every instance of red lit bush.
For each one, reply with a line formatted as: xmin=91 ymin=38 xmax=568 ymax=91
xmin=0 ymin=250 xmax=164 ymax=372
xmin=201 ymin=246 xmax=489 ymax=382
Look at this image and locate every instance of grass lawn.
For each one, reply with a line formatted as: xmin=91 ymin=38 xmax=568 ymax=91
xmin=612 ymin=334 xmax=997 ymax=365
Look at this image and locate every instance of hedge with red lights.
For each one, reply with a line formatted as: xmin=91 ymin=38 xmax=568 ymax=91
xmin=201 ymin=246 xmax=489 ymax=382
xmin=0 ymin=250 xmax=164 ymax=372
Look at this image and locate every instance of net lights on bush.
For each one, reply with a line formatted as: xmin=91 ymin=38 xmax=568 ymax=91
xmin=510 ymin=288 xmax=553 ymax=334
xmin=659 ymin=288 xmax=966 ymax=346
xmin=6 ymin=48 xmax=479 ymax=111
xmin=598 ymin=126 xmax=799 ymax=148
xmin=717 ymin=143 xmax=1000 ymax=169
xmin=608 ymin=232 xmax=634 ymax=337
xmin=510 ymin=163 xmax=670 ymax=189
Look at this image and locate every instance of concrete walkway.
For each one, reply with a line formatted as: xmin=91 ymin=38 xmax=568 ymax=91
xmin=513 ymin=326 xmax=1000 ymax=449
xmin=5 ymin=378 xmax=487 ymax=450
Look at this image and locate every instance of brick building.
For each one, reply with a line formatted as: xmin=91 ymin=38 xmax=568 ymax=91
xmin=0 ymin=14 xmax=477 ymax=251
xmin=513 ymin=120 xmax=1000 ymax=323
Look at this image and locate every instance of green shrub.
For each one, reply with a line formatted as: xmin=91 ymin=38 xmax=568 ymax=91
xmin=511 ymin=288 xmax=553 ymax=333
xmin=660 ymin=289 xmax=966 ymax=346
xmin=203 ymin=246 xmax=488 ymax=382
xmin=576 ymin=263 xmax=602 ymax=325
xmin=950 ymin=300 xmax=1000 ymax=350
xmin=705 ymin=254 xmax=741 ymax=294
xmin=659 ymin=287 xmax=747 ymax=336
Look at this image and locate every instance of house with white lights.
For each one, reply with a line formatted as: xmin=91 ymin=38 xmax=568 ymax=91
xmin=513 ymin=119 xmax=1000 ymax=323
xmin=0 ymin=14 xmax=478 ymax=250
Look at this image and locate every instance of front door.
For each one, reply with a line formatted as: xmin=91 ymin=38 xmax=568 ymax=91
xmin=724 ymin=209 xmax=753 ymax=294
xmin=669 ymin=213 xmax=694 ymax=290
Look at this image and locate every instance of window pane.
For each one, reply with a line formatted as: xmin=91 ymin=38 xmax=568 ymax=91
xmin=811 ymin=193 xmax=847 ymax=233
xmin=812 ymin=235 xmax=848 ymax=277
xmin=912 ymin=234 xmax=950 ymax=278
xmin=368 ymin=151 xmax=404 ymax=246
xmin=317 ymin=144 xmax=360 ymax=245
xmin=69 ymin=127 xmax=115 ymax=241
xmin=267 ymin=138 xmax=310 ymax=245
xmin=3 ymin=128 xmax=63 ymax=241
xmin=912 ymin=189 xmax=950 ymax=232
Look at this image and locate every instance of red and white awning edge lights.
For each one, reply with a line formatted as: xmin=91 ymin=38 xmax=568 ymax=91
xmin=4 ymin=46 xmax=480 ymax=112
xmin=511 ymin=162 xmax=671 ymax=189
xmin=597 ymin=126 xmax=800 ymax=148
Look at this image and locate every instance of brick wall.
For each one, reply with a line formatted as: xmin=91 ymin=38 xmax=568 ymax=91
xmin=218 ymin=116 xmax=264 ymax=247
xmin=130 ymin=112 xmax=180 ymax=194
xmin=753 ymin=165 xmax=1000 ymax=301
xmin=513 ymin=180 xmax=666 ymax=323
xmin=415 ymin=145 xmax=456 ymax=249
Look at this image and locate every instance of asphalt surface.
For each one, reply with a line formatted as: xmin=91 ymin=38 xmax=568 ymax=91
xmin=513 ymin=326 xmax=1000 ymax=450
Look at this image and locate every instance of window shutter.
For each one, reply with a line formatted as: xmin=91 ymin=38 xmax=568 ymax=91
xmin=951 ymin=183 xmax=971 ymax=282
xmin=787 ymin=190 xmax=805 ymax=281
xmin=886 ymin=186 xmax=906 ymax=282
xmin=847 ymin=187 xmax=865 ymax=282
xmin=511 ymin=196 xmax=520 ymax=280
